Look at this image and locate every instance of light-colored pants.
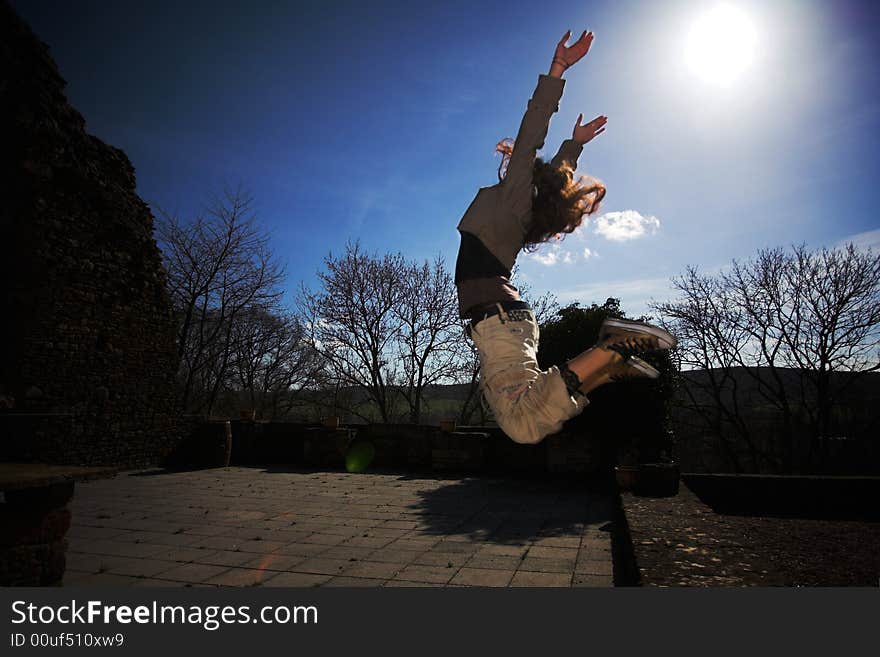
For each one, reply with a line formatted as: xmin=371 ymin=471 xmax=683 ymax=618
xmin=469 ymin=304 xmax=588 ymax=444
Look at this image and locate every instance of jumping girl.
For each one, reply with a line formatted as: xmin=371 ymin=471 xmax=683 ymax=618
xmin=455 ymin=30 xmax=676 ymax=445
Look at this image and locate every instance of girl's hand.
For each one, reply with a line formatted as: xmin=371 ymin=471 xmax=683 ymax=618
xmin=553 ymin=30 xmax=594 ymax=70
xmin=572 ymin=113 xmax=607 ymax=145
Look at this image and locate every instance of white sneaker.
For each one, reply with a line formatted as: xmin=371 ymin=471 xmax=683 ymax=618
xmin=607 ymin=355 xmax=660 ymax=382
xmin=597 ymin=318 xmax=677 ymax=358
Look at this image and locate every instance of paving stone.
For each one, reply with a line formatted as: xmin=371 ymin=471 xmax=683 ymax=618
xmin=104 ymin=557 xmax=180 ymax=578
xmin=186 ymin=535 xmax=248 ymax=552
xmin=301 ymin=533 xmax=348 ymax=547
xmin=68 ymin=539 xmax=168 ymax=559
xmin=274 ymin=543 xmax=329 ymax=558
xmin=383 ymin=580 xmax=443 ymax=588
xmin=318 ymin=546 xmax=376 ymax=562
xmin=413 ymin=552 xmax=472 ymax=568
xmin=479 ymin=544 xmax=529 ymax=557
xmin=143 ymin=546 xmax=212 ymax=563
xmin=203 ymin=568 xmax=278 ymax=587
xmin=510 ymin=571 xmax=572 ymax=587
xmin=572 ymin=573 xmax=613 ymax=587
xmin=342 ymin=535 xmax=395 ymax=548
xmin=450 ymin=568 xmax=514 ymax=587
xmin=66 ymin=526 xmax=131 ymax=541
xmin=531 ymin=536 xmax=583 ymax=549
xmin=119 ymin=530 xmax=202 ymax=547
xmin=154 ymin=563 xmax=230 ymax=583
xmin=365 ymin=549 xmax=423 ymax=565
xmin=241 ymin=554 xmax=306 ymax=572
xmin=62 ymin=468 xmax=616 ymax=589
xmin=234 ymin=539 xmax=286 ymax=554
xmin=194 ymin=550 xmax=262 ymax=568
xmin=519 ymin=557 xmax=576 ymax=573
xmin=322 ymin=576 xmax=387 ymax=587
xmin=129 ymin=578 xmax=191 ymax=587
xmin=385 ymin=538 xmax=438 ymax=551
xmin=526 ymin=546 xmax=579 ymax=560
xmin=359 ymin=528 xmax=410 ymax=539
xmin=63 ymin=572 xmax=145 ymax=586
xmin=464 ymin=554 xmax=524 ymax=571
xmin=342 ymin=560 xmax=403 ymax=579
xmin=432 ymin=541 xmax=481 ymax=555
xmin=313 ymin=526 xmax=364 ymax=538
xmin=575 ymin=559 xmax=613 ymax=575
xmin=292 ymin=558 xmax=352 ymax=576
xmin=393 ymin=565 xmax=457 ymax=585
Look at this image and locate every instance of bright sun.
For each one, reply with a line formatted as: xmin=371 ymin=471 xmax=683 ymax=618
xmin=685 ymin=3 xmax=757 ymax=87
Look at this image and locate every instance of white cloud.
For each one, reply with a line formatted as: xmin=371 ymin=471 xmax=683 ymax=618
xmin=529 ymin=250 xmax=559 ymax=266
xmin=834 ymin=228 xmax=880 ymax=252
xmin=594 ymin=210 xmax=661 ymax=241
xmin=525 ymin=242 xmax=577 ymax=266
xmin=583 ymin=247 xmax=598 ymax=260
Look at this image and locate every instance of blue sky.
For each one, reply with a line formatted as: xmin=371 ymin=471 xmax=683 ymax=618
xmin=12 ymin=0 xmax=880 ymax=317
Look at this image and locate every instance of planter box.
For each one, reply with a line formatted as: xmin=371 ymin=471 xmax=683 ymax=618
xmin=615 ymin=465 xmax=640 ymax=490
xmin=615 ymin=463 xmax=680 ymax=497
xmin=636 ymin=463 xmax=680 ymax=497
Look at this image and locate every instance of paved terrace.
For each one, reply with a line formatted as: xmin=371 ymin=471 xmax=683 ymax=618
xmin=62 ymin=467 xmax=615 ymax=587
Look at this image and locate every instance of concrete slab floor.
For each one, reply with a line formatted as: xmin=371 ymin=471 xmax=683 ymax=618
xmin=62 ymin=467 xmax=616 ymax=588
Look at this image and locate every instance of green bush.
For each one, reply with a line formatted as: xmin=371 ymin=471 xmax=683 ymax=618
xmin=536 ymin=299 xmax=676 ymax=466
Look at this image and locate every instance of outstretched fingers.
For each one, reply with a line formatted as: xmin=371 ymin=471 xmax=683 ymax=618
xmin=573 ymin=114 xmax=608 ymax=144
xmin=588 ymin=115 xmax=608 ymax=129
xmin=555 ymin=29 xmax=595 ymax=68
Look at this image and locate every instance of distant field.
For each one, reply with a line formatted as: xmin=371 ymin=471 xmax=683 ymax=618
xmin=267 ymin=385 xmax=481 ymax=425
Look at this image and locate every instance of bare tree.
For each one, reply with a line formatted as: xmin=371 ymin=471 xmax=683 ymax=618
xmin=157 ymin=185 xmax=286 ymax=414
xmin=654 ymin=243 xmax=880 ymax=472
xmin=229 ymin=306 xmax=324 ymax=420
xmin=299 ymin=242 xmax=407 ymax=423
xmin=653 ymin=266 xmax=777 ymax=471
xmin=395 ymin=256 xmax=462 ymax=424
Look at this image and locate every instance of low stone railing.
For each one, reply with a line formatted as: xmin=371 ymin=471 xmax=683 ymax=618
xmin=211 ymin=420 xmax=606 ymax=475
xmin=0 ymin=464 xmax=115 ymax=586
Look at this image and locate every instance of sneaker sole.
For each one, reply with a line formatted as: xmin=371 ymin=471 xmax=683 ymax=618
xmin=599 ymin=318 xmax=677 ymax=350
xmin=628 ymin=356 xmax=660 ymax=379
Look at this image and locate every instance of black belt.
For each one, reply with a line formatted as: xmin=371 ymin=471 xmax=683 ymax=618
xmin=468 ymin=300 xmax=532 ymax=328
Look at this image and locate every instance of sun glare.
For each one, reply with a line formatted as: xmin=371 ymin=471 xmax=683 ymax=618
xmin=685 ymin=3 xmax=757 ymax=87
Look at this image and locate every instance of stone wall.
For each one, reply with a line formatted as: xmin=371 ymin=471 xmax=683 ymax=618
xmin=0 ymin=2 xmax=181 ymax=467
xmin=224 ymin=421 xmax=608 ymax=475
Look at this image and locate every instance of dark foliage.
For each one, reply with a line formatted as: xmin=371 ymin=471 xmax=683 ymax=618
xmin=537 ymin=299 xmax=676 ymax=465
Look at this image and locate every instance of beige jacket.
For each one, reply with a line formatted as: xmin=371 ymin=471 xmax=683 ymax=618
xmin=456 ymin=74 xmax=584 ymax=273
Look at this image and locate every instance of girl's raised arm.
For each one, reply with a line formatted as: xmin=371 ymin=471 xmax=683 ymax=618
xmin=503 ymin=31 xmax=596 ymax=198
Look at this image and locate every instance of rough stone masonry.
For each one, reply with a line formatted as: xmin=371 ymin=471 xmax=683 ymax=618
xmin=0 ymin=1 xmax=181 ymax=467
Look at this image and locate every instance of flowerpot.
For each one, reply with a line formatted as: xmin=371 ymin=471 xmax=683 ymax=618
xmin=239 ymin=409 xmax=256 ymax=421
xmin=635 ymin=462 xmax=680 ymax=497
xmin=615 ymin=465 xmax=641 ymax=490
xmin=322 ymin=416 xmax=340 ymax=429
